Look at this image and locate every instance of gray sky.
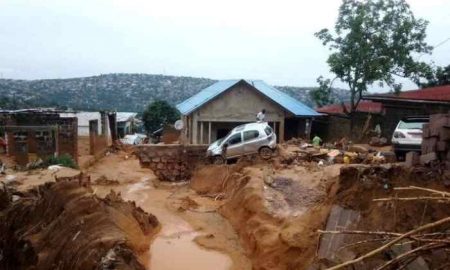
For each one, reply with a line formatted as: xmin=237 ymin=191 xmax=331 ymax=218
xmin=0 ymin=0 xmax=449 ymax=91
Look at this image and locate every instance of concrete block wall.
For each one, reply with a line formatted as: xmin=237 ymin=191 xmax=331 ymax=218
xmin=135 ymin=144 xmax=208 ymax=182
xmin=421 ymin=113 xmax=450 ymax=166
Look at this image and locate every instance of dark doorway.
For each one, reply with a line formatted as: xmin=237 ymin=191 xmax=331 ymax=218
xmin=217 ymin=128 xmax=231 ymax=139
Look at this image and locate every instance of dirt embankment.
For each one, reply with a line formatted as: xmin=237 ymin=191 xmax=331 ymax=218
xmin=314 ymin=165 xmax=450 ymax=269
xmin=0 ymin=175 xmax=160 ymax=270
xmin=190 ymin=162 xmax=342 ymax=270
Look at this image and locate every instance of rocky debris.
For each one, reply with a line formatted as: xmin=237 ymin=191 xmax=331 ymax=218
xmin=0 ymin=176 xmax=159 ymax=270
xmin=369 ymin=136 xmax=388 ymax=146
xmin=277 ymin=142 xmax=394 ymax=167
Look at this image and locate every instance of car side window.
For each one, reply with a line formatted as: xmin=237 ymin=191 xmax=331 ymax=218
xmin=243 ymin=130 xmax=259 ymax=141
xmin=227 ymin=133 xmax=242 ymax=145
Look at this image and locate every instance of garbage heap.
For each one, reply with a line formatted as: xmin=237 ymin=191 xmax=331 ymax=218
xmin=420 ymin=113 xmax=450 ymax=168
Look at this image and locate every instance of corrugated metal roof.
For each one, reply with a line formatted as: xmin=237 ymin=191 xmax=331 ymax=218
xmin=317 ymin=101 xmax=383 ymax=115
xmin=176 ymin=79 xmax=320 ymax=116
xmin=116 ymin=112 xmax=137 ymax=122
xmin=364 ymin=85 xmax=450 ymax=102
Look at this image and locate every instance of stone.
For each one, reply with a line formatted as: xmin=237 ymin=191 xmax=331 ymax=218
xmin=420 ymin=152 xmax=438 ymax=165
xmin=405 ymin=152 xmax=420 ymax=167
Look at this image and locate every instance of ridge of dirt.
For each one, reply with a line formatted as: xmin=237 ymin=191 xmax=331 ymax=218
xmin=0 ymin=176 xmax=160 ymax=270
xmin=189 ymin=161 xmax=342 ymax=270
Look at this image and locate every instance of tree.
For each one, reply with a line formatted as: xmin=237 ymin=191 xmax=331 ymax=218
xmin=310 ymin=76 xmax=336 ymax=107
xmin=142 ymin=100 xmax=180 ymax=134
xmin=419 ymin=64 xmax=450 ymax=87
xmin=315 ymin=0 xmax=432 ymax=130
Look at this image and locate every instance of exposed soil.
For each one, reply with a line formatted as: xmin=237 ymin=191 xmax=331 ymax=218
xmin=0 ymin=175 xmax=159 ymax=270
xmin=313 ymin=164 xmax=450 ymax=269
xmin=1 ymin=142 xmax=448 ymax=270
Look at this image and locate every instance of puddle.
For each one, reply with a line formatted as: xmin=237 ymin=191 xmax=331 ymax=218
xmin=122 ymin=178 xmax=232 ymax=270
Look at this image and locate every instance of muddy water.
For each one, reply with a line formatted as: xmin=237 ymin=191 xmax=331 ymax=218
xmin=121 ymin=177 xmax=233 ymax=270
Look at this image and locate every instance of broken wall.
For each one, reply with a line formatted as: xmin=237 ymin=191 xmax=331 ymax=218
xmin=88 ymin=112 xmax=110 ymax=158
xmin=3 ymin=113 xmax=78 ymax=165
xmin=135 ymin=144 xmax=208 ymax=181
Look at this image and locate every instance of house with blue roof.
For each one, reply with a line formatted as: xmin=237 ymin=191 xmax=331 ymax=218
xmin=176 ymin=79 xmax=320 ymax=144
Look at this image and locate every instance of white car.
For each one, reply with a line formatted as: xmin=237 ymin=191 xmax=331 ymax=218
xmin=207 ymin=122 xmax=277 ymax=164
xmin=392 ymin=117 xmax=428 ymax=157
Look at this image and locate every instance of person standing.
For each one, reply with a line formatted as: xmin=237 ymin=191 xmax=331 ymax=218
xmin=256 ymin=109 xmax=266 ymax=122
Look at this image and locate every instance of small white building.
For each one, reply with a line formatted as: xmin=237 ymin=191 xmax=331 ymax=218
xmin=60 ymin=112 xmax=108 ymax=136
xmin=116 ymin=112 xmax=137 ymax=138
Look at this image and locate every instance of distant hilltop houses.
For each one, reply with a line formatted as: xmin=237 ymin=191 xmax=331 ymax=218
xmin=0 ymin=73 xmax=350 ymax=112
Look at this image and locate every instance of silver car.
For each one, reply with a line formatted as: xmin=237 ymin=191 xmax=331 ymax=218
xmin=207 ymin=122 xmax=277 ymax=164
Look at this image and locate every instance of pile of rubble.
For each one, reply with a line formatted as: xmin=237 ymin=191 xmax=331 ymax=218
xmin=279 ymin=142 xmax=395 ymax=167
xmin=420 ymin=113 xmax=450 ymax=168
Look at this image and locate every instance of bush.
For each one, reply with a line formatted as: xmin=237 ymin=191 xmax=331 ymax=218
xmin=45 ymin=154 xmax=78 ymax=169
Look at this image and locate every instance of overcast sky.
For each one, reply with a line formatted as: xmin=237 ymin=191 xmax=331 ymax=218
xmin=0 ymin=0 xmax=449 ymax=91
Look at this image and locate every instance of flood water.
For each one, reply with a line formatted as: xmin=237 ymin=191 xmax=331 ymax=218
xmin=123 ymin=177 xmax=233 ymax=270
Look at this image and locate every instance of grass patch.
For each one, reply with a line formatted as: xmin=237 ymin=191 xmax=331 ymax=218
xmin=45 ymin=154 xmax=78 ymax=169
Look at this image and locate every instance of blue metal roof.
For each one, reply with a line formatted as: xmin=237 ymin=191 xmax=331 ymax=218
xmin=176 ymin=79 xmax=320 ymax=117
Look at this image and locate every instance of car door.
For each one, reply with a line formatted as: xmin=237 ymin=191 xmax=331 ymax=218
xmin=243 ymin=130 xmax=261 ymax=154
xmin=224 ymin=132 xmax=244 ymax=158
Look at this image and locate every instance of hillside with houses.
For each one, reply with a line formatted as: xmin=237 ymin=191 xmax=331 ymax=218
xmin=0 ymin=73 xmax=349 ymax=111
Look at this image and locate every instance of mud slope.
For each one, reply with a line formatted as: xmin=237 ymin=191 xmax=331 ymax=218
xmin=0 ymin=177 xmax=160 ymax=270
xmin=214 ymin=164 xmax=341 ymax=270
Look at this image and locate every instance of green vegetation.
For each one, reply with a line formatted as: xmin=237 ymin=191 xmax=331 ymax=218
xmin=419 ymin=64 xmax=450 ymax=88
xmin=45 ymin=154 xmax=78 ymax=169
xmin=315 ymin=0 xmax=432 ymax=121
xmin=0 ymin=73 xmax=349 ymax=111
xmin=142 ymin=100 xmax=180 ymax=133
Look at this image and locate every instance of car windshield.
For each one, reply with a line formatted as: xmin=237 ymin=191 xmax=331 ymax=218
xmin=398 ymin=121 xmax=426 ymax=130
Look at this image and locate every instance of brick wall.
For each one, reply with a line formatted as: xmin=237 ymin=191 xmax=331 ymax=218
xmin=3 ymin=112 xmax=78 ymax=165
xmin=135 ymin=144 xmax=208 ymax=181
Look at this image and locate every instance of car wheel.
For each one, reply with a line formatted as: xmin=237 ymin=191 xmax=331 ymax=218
xmin=213 ymin=155 xmax=225 ymax=165
xmin=259 ymin=147 xmax=273 ymax=160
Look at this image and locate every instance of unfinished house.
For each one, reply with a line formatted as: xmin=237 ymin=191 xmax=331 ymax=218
xmin=176 ymin=79 xmax=320 ymax=144
xmin=0 ymin=109 xmax=78 ymax=166
xmin=60 ymin=111 xmax=117 ymax=161
xmin=363 ymin=85 xmax=450 ymax=139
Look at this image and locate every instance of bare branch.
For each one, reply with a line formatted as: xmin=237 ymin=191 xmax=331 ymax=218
xmin=323 ymin=217 xmax=450 ymax=270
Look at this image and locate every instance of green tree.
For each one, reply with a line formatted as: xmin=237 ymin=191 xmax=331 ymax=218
xmin=419 ymin=64 xmax=450 ymax=87
xmin=315 ymin=0 xmax=432 ymax=130
xmin=142 ymin=100 xmax=180 ymax=133
xmin=310 ymin=76 xmax=336 ymax=107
